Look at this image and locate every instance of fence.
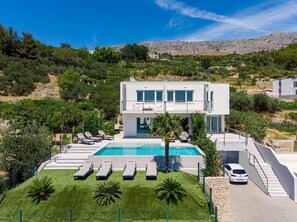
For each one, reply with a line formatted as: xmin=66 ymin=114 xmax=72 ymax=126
xmin=197 ymin=162 xmax=219 ymax=222
xmin=0 ymin=207 xmax=214 ymax=222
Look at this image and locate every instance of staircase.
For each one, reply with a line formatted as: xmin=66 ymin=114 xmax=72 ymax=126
xmin=43 ymin=143 xmax=107 ymax=170
xmin=246 ymin=138 xmax=288 ymax=197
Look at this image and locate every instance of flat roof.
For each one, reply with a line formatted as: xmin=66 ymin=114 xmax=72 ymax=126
xmin=121 ymin=81 xmax=229 ymax=85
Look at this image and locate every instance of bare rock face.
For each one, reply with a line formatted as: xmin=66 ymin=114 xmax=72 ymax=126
xmin=112 ymin=32 xmax=297 ymax=56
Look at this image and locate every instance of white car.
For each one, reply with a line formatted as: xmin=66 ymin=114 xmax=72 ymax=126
xmin=224 ymin=163 xmax=248 ymax=184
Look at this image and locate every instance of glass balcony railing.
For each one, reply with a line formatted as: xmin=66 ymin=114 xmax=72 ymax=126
xmin=120 ymin=100 xmax=208 ymax=113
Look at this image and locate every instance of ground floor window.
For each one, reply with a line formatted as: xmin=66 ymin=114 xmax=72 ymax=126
xmin=207 ymin=116 xmax=222 ymax=133
xmin=136 ymin=117 xmax=153 ymax=134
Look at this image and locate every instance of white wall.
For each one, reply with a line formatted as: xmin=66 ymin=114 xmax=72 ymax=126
xmin=272 ymin=80 xmax=280 ymax=96
xmin=210 ymin=83 xmax=229 ymax=115
xmin=281 ymin=78 xmax=293 ymax=96
xmin=256 ymin=143 xmax=297 ymax=201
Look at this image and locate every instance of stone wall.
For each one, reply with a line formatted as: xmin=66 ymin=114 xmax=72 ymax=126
xmin=206 ymin=177 xmax=230 ymax=222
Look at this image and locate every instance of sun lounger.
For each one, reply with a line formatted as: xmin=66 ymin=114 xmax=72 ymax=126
xmin=84 ymin=132 xmax=102 ymax=142
xmin=73 ymin=160 xmax=93 ymax=180
xmin=96 ymin=160 xmax=112 ymax=180
xmin=77 ymin=133 xmax=95 ymax=145
xmin=123 ymin=160 xmax=136 ymax=180
xmin=98 ymin=130 xmax=114 ymax=140
xmin=146 ymin=160 xmax=157 ymax=180
xmin=179 ymin=131 xmax=189 ymax=143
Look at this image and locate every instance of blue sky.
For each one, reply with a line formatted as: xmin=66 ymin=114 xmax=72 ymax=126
xmin=1 ymin=0 xmax=297 ymax=49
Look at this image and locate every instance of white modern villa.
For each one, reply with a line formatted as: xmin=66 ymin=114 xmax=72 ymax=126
xmin=120 ymin=80 xmax=229 ymax=137
xmin=273 ymin=77 xmax=297 ymax=99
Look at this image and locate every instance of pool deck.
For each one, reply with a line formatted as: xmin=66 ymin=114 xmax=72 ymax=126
xmin=42 ymin=131 xmax=203 ymax=175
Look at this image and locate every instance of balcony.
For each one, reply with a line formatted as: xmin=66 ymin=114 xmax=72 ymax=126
xmin=121 ymin=100 xmax=208 ymax=114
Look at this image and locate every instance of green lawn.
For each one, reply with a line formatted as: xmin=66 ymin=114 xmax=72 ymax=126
xmin=0 ymin=170 xmax=212 ymax=222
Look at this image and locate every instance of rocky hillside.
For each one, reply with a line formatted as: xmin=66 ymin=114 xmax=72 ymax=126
xmin=113 ymin=32 xmax=297 ymax=56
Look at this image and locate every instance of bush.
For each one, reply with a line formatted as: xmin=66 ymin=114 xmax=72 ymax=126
xmin=253 ymin=93 xmax=282 ymax=113
xmin=27 ymin=176 xmax=55 ymax=204
xmin=93 ymin=181 xmax=122 ymax=206
xmin=268 ymin=121 xmax=295 ymax=134
xmin=155 ymin=178 xmax=186 ymax=205
xmin=226 ymin=110 xmax=267 ymax=141
xmin=282 ymin=101 xmax=297 ymax=110
xmin=230 ymin=91 xmax=253 ymax=111
xmin=191 ymin=113 xmax=221 ymax=176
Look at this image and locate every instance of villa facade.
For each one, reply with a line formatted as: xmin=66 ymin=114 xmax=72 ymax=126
xmin=273 ymin=77 xmax=297 ymax=99
xmin=120 ymin=80 xmax=229 ymax=137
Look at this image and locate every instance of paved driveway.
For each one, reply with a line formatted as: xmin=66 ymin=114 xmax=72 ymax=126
xmin=230 ymin=181 xmax=297 ymax=222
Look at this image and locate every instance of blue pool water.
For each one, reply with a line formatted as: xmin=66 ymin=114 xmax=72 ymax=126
xmin=93 ymin=142 xmax=201 ymax=156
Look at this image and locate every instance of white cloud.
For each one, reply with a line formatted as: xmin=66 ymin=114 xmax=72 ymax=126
xmin=154 ymin=0 xmax=258 ymax=31
xmin=183 ymin=0 xmax=297 ymax=41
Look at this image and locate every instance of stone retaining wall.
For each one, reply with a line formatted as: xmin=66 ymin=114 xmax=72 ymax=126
xmin=206 ymin=177 xmax=230 ymax=222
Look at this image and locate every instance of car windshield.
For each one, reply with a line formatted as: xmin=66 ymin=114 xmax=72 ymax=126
xmin=233 ymin=169 xmax=246 ymax=174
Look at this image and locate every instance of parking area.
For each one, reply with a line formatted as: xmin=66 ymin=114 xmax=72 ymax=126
xmin=230 ymin=181 xmax=297 ymax=222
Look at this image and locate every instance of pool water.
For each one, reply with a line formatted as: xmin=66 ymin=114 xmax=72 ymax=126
xmin=93 ymin=142 xmax=201 ymax=156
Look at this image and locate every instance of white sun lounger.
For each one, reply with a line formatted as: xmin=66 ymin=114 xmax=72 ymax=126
xmin=84 ymin=132 xmax=102 ymax=142
xmin=146 ymin=160 xmax=157 ymax=180
xmin=77 ymin=133 xmax=95 ymax=145
xmin=73 ymin=160 xmax=93 ymax=180
xmin=98 ymin=130 xmax=114 ymax=140
xmin=123 ymin=160 xmax=136 ymax=180
xmin=96 ymin=160 xmax=112 ymax=180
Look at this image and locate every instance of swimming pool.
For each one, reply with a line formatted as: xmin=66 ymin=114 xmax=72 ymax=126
xmin=93 ymin=142 xmax=201 ymax=156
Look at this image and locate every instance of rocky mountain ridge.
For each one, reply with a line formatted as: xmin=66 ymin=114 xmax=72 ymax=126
xmin=113 ymin=32 xmax=297 ymax=56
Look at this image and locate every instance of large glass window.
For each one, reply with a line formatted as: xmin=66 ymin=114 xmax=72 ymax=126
xmin=167 ymin=91 xmax=174 ymax=102
xmin=137 ymin=117 xmax=153 ymax=134
xmin=156 ymin=91 xmax=163 ymax=102
xmin=144 ymin=91 xmax=155 ymax=102
xmin=137 ymin=91 xmax=143 ymax=102
xmin=175 ymin=91 xmax=185 ymax=102
xmin=187 ymin=91 xmax=193 ymax=102
xmin=294 ymin=82 xmax=297 ymax=87
xmin=207 ymin=116 xmax=221 ymax=133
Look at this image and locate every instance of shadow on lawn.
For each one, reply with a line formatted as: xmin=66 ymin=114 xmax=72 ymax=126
xmin=153 ymin=156 xmax=182 ymax=171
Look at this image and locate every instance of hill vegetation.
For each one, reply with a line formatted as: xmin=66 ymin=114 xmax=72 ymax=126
xmin=0 ymin=24 xmax=297 ymax=191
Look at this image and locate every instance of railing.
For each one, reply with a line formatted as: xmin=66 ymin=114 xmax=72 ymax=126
xmin=245 ymin=149 xmax=269 ymax=191
xmin=121 ymin=100 xmax=205 ymax=113
xmin=225 ymin=127 xmax=248 ymax=146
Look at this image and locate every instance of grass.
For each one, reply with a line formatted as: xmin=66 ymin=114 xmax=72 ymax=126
xmin=0 ymin=170 xmax=212 ymax=222
xmin=266 ymin=128 xmax=295 ymax=140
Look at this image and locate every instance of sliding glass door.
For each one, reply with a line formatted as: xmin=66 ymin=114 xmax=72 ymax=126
xmin=207 ymin=116 xmax=222 ymax=133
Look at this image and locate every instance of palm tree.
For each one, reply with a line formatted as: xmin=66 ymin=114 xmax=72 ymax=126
xmin=93 ymin=181 xmax=122 ymax=206
xmin=155 ymin=178 xmax=186 ymax=205
xmin=150 ymin=112 xmax=183 ymax=173
xmin=27 ymin=176 xmax=55 ymax=204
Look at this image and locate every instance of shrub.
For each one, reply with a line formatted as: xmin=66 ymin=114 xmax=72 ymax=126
xmin=93 ymin=181 xmax=122 ymax=206
xmin=191 ymin=113 xmax=221 ymax=176
xmin=230 ymin=91 xmax=253 ymax=111
xmin=226 ymin=110 xmax=267 ymax=141
xmin=27 ymin=176 xmax=55 ymax=204
xmin=252 ymin=93 xmax=282 ymax=113
xmin=155 ymin=178 xmax=186 ymax=205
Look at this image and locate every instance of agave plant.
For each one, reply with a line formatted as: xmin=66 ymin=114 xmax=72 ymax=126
xmin=93 ymin=181 xmax=122 ymax=206
xmin=27 ymin=176 xmax=55 ymax=204
xmin=155 ymin=178 xmax=186 ymax=205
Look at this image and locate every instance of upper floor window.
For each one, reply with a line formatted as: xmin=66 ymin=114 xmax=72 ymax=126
xmin=294 ymin=82 xmax=297 ymax=87
xmin=169 ymin=90 xmax=194 ymax=102
xmin=156 ymin=91 xmax=163 ymax=102
xmin=168 ymin=91 xmax=174 ymax=102
xmin=187 ymin=91 xmax=193 ymax=102
xmin=175 ymin=91 xmax=185 ymax=102
xmin=137 ymin=90 xmax=163 ymax=102
xmin=137 ymin=91 xmax=143 ymax=102
xmin=144 ymin=91 xmax=155 ymax=102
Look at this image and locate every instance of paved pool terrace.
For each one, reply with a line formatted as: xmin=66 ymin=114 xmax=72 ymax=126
xmin=43 ymin=137 xmax=205 ymax=175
